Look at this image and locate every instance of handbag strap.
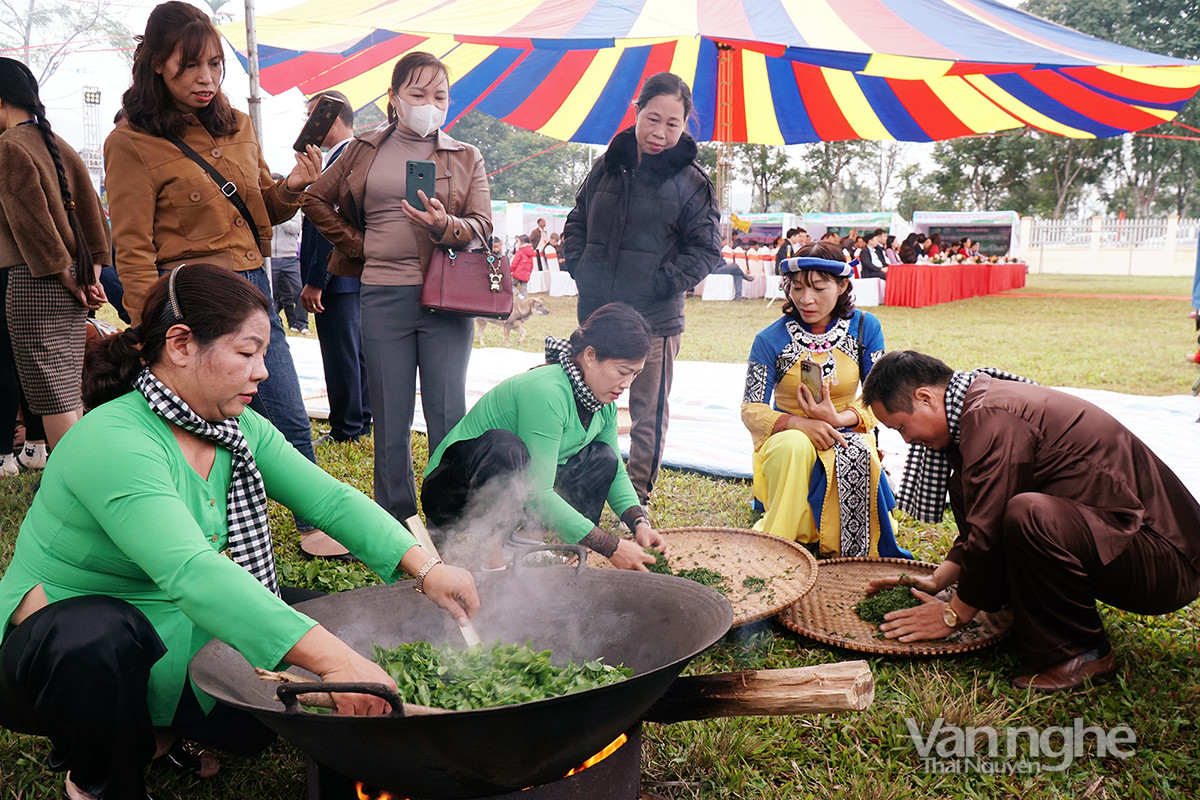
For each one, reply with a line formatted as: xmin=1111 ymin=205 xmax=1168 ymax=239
xmin=167 ymin=135 xmax=263 ymax=254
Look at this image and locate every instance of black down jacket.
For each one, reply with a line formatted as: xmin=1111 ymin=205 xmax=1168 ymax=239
xmin=562 ymin=127 xmax=721 ymax=337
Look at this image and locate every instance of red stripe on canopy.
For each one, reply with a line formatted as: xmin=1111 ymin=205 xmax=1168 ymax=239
xmin=946 ymin=61 xmax=1035 ymax=76
xmin=830 ymin=0 xmax=964 ymax=62
xmin=501 ymin=50 xmax=597 ymax=130
xmin=792 ymin=63 xmax=857 ymax=140
xmin=885 ymin=78 xmax=977 ymax=139
xmin=1067 ymin=66 xmax=1200 ymax=105
xmin=1021 ymin=69 xmax=1172 ymax=131
xmin=260 ymin=52 xmax=344 ymax=95
xmin=296 ymin=34 xmax=430 ymax=96
xmin=698 ymin=0 xmax=756 ymax=41
xmin=614 ymin=41 xmax=680 ymax=131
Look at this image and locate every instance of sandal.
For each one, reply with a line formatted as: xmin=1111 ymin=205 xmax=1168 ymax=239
xmin=161 ymin=738 xmax=220 ymax=778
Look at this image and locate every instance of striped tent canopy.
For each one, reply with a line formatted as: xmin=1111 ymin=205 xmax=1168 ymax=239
xmin=221 ymin=0 xmax=1200 ymax=144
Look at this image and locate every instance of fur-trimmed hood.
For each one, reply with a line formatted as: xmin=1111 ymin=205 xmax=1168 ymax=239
xmin=604 ymin=126 xmax=700 ymax=180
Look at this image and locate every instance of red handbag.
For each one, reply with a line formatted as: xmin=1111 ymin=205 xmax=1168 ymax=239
xmin=420 ymin=248 xmax=513 ymax=319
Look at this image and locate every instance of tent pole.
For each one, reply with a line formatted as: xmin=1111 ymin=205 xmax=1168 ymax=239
xmin=243 ymin=0 xmax=263 ymax=141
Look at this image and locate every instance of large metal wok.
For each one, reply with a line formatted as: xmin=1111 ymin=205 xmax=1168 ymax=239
xmin=190 ymin=558 xmax=733 ymax=799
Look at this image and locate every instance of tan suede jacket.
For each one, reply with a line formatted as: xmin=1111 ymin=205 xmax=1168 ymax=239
xmin=103 ymin=110 xmax=302 ymax=324
xmin=0 ymin=123 xmax=111 ymax=276
xmin=301 ymin=124 xmax=492 ymax=279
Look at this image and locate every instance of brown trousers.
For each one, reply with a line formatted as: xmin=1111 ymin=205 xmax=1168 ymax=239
xmin=1003 ymin=493 xmax=1200 ymax=670
xmin=625 ymin=334 xmax=681 ymax=504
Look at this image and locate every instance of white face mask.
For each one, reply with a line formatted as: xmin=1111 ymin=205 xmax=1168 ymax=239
xmin=396 ymin=100 xmax=446 ymax=137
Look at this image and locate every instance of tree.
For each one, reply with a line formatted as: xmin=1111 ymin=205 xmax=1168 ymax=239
xmin=796 ymin=140 xmax=870 ymax=212
xmin=1027 ymin=136 xmax=1119 ymax=218
xmin=894 ymin=163 xmax=943 ymax=220
xmin=447 ymin=111 xmax=594 ymax=207
xmin=867 ymin=142 xmax=903 ymax=209
xmin=928 ymin=134 xmax=1035 ymax=213
xmin=0 ymin=0 xmax=133 ymax=85
xmin=1022 ymin=0 xmax=1200 ymax=217
xmin=727 ymin=144 xmax=800 ymax=212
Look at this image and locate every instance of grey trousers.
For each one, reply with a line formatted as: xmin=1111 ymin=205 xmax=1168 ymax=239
xmin=626 ymin=334 xmax=681 ymax=504
xmin=360 ymin=284 xmax=473 ymax=522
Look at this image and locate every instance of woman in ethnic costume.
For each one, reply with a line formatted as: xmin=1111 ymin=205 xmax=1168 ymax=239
xmin=741 ymin=241 xmax=910 ymax=559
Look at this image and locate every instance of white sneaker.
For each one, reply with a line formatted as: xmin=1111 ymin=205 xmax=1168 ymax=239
xmin=0 ymin=453 xmax=17 ymax=478
xmin=15 ymin=442 xmax=47 ymax=470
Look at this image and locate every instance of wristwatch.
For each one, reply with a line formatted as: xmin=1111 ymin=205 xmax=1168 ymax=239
xmin=941 ymin=603 xmax=960 ymax=629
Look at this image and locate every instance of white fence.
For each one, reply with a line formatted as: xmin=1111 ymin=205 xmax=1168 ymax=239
xmin=1019 ymin=216 xmax=1199 ymax=276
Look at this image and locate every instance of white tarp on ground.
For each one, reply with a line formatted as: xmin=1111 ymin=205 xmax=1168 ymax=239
xmin=289 ymin=338 xmax=1200 ymax=503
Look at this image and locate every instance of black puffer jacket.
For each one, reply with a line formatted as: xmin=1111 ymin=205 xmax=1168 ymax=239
xmin=562 ymin=127 xmax=720 ymax=337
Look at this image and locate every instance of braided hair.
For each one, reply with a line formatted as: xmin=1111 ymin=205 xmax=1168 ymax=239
xmin=0 ymin=57 xmax=96 ymax=289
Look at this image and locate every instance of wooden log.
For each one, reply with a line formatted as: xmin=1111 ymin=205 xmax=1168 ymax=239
xmin=641 ymin=661 xmax=874 ymax=724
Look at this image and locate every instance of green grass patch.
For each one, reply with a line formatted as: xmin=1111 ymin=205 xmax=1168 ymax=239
xmin=3 ymin=276 xmax=1199 ymax=798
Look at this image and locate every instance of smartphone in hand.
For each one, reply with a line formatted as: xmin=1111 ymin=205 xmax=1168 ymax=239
xmin=293 ymin=95 xmax=345 ymax=153
xmin=406 ymin=160 xmax=436 ymax=212
xmin=800 ymin=359 xmax=824 ymax=402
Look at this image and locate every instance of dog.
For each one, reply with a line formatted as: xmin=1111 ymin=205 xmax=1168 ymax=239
xmin=475 ymin=295 xmax=550 ymax=346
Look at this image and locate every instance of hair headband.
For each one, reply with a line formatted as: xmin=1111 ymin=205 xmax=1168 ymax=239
xmin=780 ymin=256 xmax=853 ymax=278
xmin=162 ymin=264 xmax=186 ymax=324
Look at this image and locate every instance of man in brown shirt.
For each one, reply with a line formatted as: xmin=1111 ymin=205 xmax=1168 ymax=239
xmin=861 ymin=351 xmax=1200 ymax=691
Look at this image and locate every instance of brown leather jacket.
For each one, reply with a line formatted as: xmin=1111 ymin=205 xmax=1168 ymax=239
xmin=300 ymin=124 xmax=491 ymax=279
xmin=103 ymin=110 xmax=302 ymax=324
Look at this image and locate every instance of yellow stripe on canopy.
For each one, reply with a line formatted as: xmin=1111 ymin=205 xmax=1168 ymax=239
xmin=742 ymin=50 xmax=784 ymax=145
xmin=626 ymin=0 xmax=699 ymax=39
xmin=1132 ymin=105 xmax=1178 ymax=122
xmin=327 ymin=65 xmax=394 ymax=115
xmin=862 ymin=54 xmax=955 ymax=80
xmin=667 ymin=36 xmax=702 ymax=87
xmin=924 ymin=74 xmax=1023 ymax=133
xmin=964 ymin=75 xmax=1091 ymax=137
xmin=820 ymin=67 xmax=893 ymax=140
xmin=1099 ymin=65 xmax=1200 ymax=89
xmin=781 ymin=0 xmax=872 ymax=54
xmin=536 ymin=47 xmax=628 ymax=141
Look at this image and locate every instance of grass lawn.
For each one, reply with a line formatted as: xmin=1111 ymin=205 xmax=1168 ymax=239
xmin=1 ymin=275 xmax=1198 ymax=799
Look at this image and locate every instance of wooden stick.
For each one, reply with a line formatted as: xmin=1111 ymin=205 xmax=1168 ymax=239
xmin=642 ymin=661 xmax=875 ymax=723
xmin=254 ymin=668 xmax=450 ymax=716
xmin=405 ymin=514 xmax=482 ymax=647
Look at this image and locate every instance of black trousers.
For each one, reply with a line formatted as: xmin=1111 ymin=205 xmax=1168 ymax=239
xmin=1002 ymin=493 xmax=1200 ymax=671
xmin=422 ymin=429 xmax=618 ymax=541
xmin=0 ymin=588 xmax=322 ymax=800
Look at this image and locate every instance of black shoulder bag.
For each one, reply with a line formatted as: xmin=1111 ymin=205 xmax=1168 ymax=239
xmin=167 ymin=135 xmax=263 ymax=254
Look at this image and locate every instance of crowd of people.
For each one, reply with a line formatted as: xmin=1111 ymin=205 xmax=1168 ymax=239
xmin=0 ymin=3 xmax=1196 ymax=797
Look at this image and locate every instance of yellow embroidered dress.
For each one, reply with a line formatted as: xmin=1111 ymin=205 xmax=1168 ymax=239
xmin=741 ymin=310 xmax=910 ymax=558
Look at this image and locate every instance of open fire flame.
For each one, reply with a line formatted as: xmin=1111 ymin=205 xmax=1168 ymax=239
xmin=354 ymin=733 xmax=629 ymax=800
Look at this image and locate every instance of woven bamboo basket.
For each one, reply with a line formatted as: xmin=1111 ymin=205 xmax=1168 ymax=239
xmin=777 ymin=557 xmax=1013 ymax=656
xmin=587 ymin=526 xmax=817 ymax=627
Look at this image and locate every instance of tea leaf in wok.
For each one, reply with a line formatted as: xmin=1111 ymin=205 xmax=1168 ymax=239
xmin=372 ymin=640 xmax=633 ymax=710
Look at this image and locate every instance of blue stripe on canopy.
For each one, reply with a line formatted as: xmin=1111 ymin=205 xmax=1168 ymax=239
xmin=573 ymin=45 xmax=654 ymax=142
xmin=446 ymin=48 xmax=529 ymax=123
xmin=780 ymin=47 xmax=871 ymax=72
xmin=473 ymin=48 xmax=566 ymax=119
xmin=989 ymin=72 xmax=1129 ymax=137
xmin=691 ymin=39 xmax=719 ymax=142
xmin=856 ymin=73 xmax=933 ymax=142
xmin=765 ymin=57 xmax=819 ymax=143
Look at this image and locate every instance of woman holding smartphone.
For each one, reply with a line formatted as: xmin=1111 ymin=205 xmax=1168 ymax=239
xmin=102 ymin=1 xmax=342 ymax=559
xmin=303 ymin=52 xmax=492 ymax=524
xmin=741 ymin=241 xmax=910 ymax=560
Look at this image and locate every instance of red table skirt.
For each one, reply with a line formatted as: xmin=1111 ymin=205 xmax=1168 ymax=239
xmin=883 ymin=263 xmax=1027 ymax=308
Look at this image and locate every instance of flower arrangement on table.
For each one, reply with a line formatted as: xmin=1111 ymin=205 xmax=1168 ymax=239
xmin=930 ymin=254 xmax=948 ymax=264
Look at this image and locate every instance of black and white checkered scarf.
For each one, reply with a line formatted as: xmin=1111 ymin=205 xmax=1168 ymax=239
xmin=896 ymin=368 xmax=1035 ymax=523
xmin=134 ymin=368 xmax=279 ymax=595
xmin=545 ymin=336 xmax=603 ymax=413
